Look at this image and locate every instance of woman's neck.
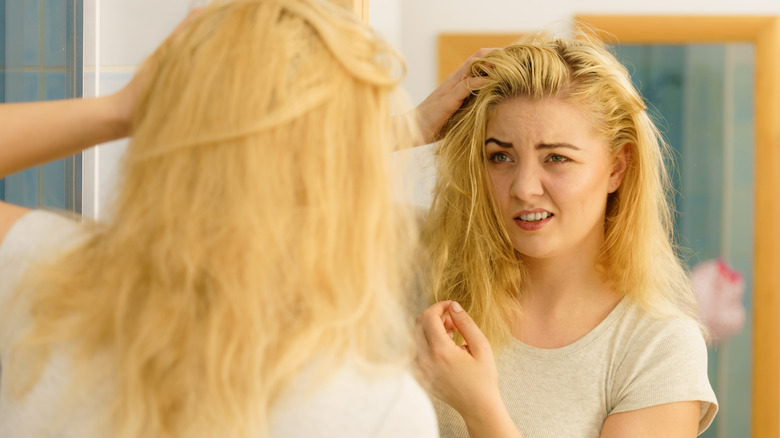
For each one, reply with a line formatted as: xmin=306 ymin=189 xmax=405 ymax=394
xmin=515 ymin=251 xmax=621 ymax=349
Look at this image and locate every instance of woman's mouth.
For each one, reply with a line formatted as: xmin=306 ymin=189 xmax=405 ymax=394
xmin=518 ymin=211 xmax=552 ymax=222
xmin=513 ymin=212 xmax=554 ymax=230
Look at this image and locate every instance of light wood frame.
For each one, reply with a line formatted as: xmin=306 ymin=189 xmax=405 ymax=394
xmin=328 ymin=0 xmax=369 ymax=22
xmin=438 ymin=15 xmax=780 ymax=438
xmin=438 ymin=34 xmax=524 ymax=82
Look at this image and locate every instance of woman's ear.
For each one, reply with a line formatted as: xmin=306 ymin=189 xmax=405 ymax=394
xmin=608 ymin=144 xmax=631 ymax=193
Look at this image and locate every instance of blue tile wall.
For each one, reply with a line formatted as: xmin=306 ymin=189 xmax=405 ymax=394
xmin=42 ymin=160 xmax=66 ymax=208
xmin=44 ymin=70 xmax=66 ymax=100
xmin=23 ymin=70 xmax=41 ymax=101
xmin=5 ymin=1 xmax=22 ymax=67
xmin=67 ymin=0 xmax=83 ymax=99
xmin=718 ymin=43 xmax=755 ymax=438
xmin=0 ymin=0 xmax=5 ymax=70
xmin=2 ymin=0 xmax=83 ymax=210
xmin=681 ymin=45 xmax=726 ymax=265
xmin=5 ymin=167 xmax=39 ymax=208
xmin=43 ymin=0 xmax=67 ymax=67
xmin=614 ymin=45 xmax=687 ymax=241
xmin=22 ymin=0 xmax=41 ymax=67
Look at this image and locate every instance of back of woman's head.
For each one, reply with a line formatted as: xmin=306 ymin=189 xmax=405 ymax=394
xmin=425 ymin=34 xmax=698 ymax=349
xmin=10 ymin=1 xmax=417 ymax=437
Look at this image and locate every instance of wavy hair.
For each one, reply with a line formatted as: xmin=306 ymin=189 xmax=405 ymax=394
xmin=5 ymin=1 xmax=417 ymax=436
xmin=422 ymin=34 xmax=700 ymax=349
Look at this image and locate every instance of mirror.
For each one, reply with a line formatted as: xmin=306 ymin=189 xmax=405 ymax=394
xmin=386 ymin=11 xmax=779 ymax=437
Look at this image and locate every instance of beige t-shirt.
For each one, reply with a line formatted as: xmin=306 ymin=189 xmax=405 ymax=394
xmin=433 ymin=298 xmax=718 ymax=437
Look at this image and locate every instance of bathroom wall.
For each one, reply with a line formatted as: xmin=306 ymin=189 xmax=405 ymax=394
xmin=81 ymin=0 xmax=192 ymax=219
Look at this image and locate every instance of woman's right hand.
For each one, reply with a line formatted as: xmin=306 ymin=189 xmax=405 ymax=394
xmin=414 ymin=301 xmax=523 ymax=437
xmin=108 ymin=8 xmax=204 ymax=137
xmin=413 ymin=48 xmax=495 ymax=145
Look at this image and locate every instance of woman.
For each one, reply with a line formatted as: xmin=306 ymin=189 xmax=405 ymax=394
xmin=413 ymin=35 xmax=718 ymax=437
xmin=0 ymin=1 xmax=437 ymax=437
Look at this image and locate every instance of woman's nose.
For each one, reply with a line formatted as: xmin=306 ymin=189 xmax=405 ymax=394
xmin=510 ymin=163 xmax=544 ymax=200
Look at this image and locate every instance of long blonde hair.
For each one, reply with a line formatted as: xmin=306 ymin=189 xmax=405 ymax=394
xmin=5 ymin=1 xmax=417 ymax=436
xmin=423 ymin=35 xmax=699 ymax=349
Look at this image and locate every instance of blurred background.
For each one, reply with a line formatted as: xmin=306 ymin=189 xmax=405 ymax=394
xmin=2 ymin=1 xmax=779 ymax=436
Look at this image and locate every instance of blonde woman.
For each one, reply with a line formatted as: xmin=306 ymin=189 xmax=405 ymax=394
xmin=0 ymin=1 xmax=437 ymax=437
xmin=413 ymin=36 xmax=718 ymax=437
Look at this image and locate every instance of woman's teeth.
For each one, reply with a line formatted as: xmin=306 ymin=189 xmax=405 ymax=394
xmin=519 ymin=212 xmax=550 ymax=222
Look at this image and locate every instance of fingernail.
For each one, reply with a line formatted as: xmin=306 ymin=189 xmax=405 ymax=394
xmin=451 ymin=301 xmax=463 ymax=313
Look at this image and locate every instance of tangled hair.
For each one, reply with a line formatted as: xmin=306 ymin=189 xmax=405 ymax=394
xmin=422 ymin=34 xmax=700 ymax=350
xmin=5 ymin=0 xmax=417 ymax=436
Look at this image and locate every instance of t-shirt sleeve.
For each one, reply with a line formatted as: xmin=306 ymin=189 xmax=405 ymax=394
xmin=0 ymin=210 xmax=85 ymax=295
xmin=270 ymin=366 xmax=439 ymax=438
xmin=610 ymin=317 xmax=718 ymax=435
xmin=373 ymin=373 xmax=440 ymax=438
xmin=0 ymin=210 xmax=86 ymax=342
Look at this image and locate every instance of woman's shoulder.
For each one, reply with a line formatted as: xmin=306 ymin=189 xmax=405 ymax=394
xmin=270 ymin=361 xmax=438 ymax=438
xmin=0 ymin=210 xmax=88 ymax=303
xmin=0 ymin=201 xmax=30 ymax=244
xmin=0 ymin=209 xmax=86 ymax=254
xmin=608 ymin=299 xmax=717 ymax=431
xmin=615 ymin=298 xmax=705 ymax=346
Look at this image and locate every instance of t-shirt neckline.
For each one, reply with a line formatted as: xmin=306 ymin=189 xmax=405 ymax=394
xmin=509 ymin=296 xmax=630 ymax=359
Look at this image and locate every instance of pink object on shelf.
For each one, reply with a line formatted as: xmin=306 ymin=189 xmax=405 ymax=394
xmin=691 ymin=258 xmax=746 ymax=343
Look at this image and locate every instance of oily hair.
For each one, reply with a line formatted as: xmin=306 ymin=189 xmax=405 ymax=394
xmin=422 ymin=34 xmax=699 ymax=349
xmin=5 ymin=0 xmax=417 ymax=437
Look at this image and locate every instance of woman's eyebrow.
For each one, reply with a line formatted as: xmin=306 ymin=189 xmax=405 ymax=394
xmin=537 ymin=142 xmax=581 ymax=151
xmin=485 ymin=138 xmax=582 ymax=151
xmin=485 ymin=138 xmax=513 ymax=148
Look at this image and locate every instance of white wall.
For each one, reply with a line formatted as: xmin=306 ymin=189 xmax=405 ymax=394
xmin=82 ymin=0 xmax=192 ymax=219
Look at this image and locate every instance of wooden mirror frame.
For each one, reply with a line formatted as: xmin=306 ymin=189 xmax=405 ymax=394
xmin=574 ymin=16 xmax=780 ymax=437
xmin=437 ymin=15 xmax=780 ymax=437
xmin=327 ymin=0 xmax=369 ymax=22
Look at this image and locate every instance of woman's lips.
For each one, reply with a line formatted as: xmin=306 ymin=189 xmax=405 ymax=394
xmin=513 ymin=213 xmax=553 ymax=231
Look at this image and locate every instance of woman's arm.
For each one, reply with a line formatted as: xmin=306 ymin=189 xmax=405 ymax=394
xmin=601 ymin=401 xmax=700 ymax=438
xmin=0 ymin=81 xmax=137 ymax=242
xmin=0 ymin=9 xmax=199 ymax=243
xmin=0 ymin=91 xmax=134 ymax=179
xmin=414 ymin=300 xmax=523 ymax=438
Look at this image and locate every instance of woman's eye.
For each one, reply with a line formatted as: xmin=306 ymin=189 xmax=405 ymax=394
xmin=489 ymin=152 xmax=512 ymax=163
xmin=547 ymin=153 xmax=570 ymax=163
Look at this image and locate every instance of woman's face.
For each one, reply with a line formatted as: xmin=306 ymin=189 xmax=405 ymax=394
xmin=484 ymin=97 xmax=626 ymax=262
